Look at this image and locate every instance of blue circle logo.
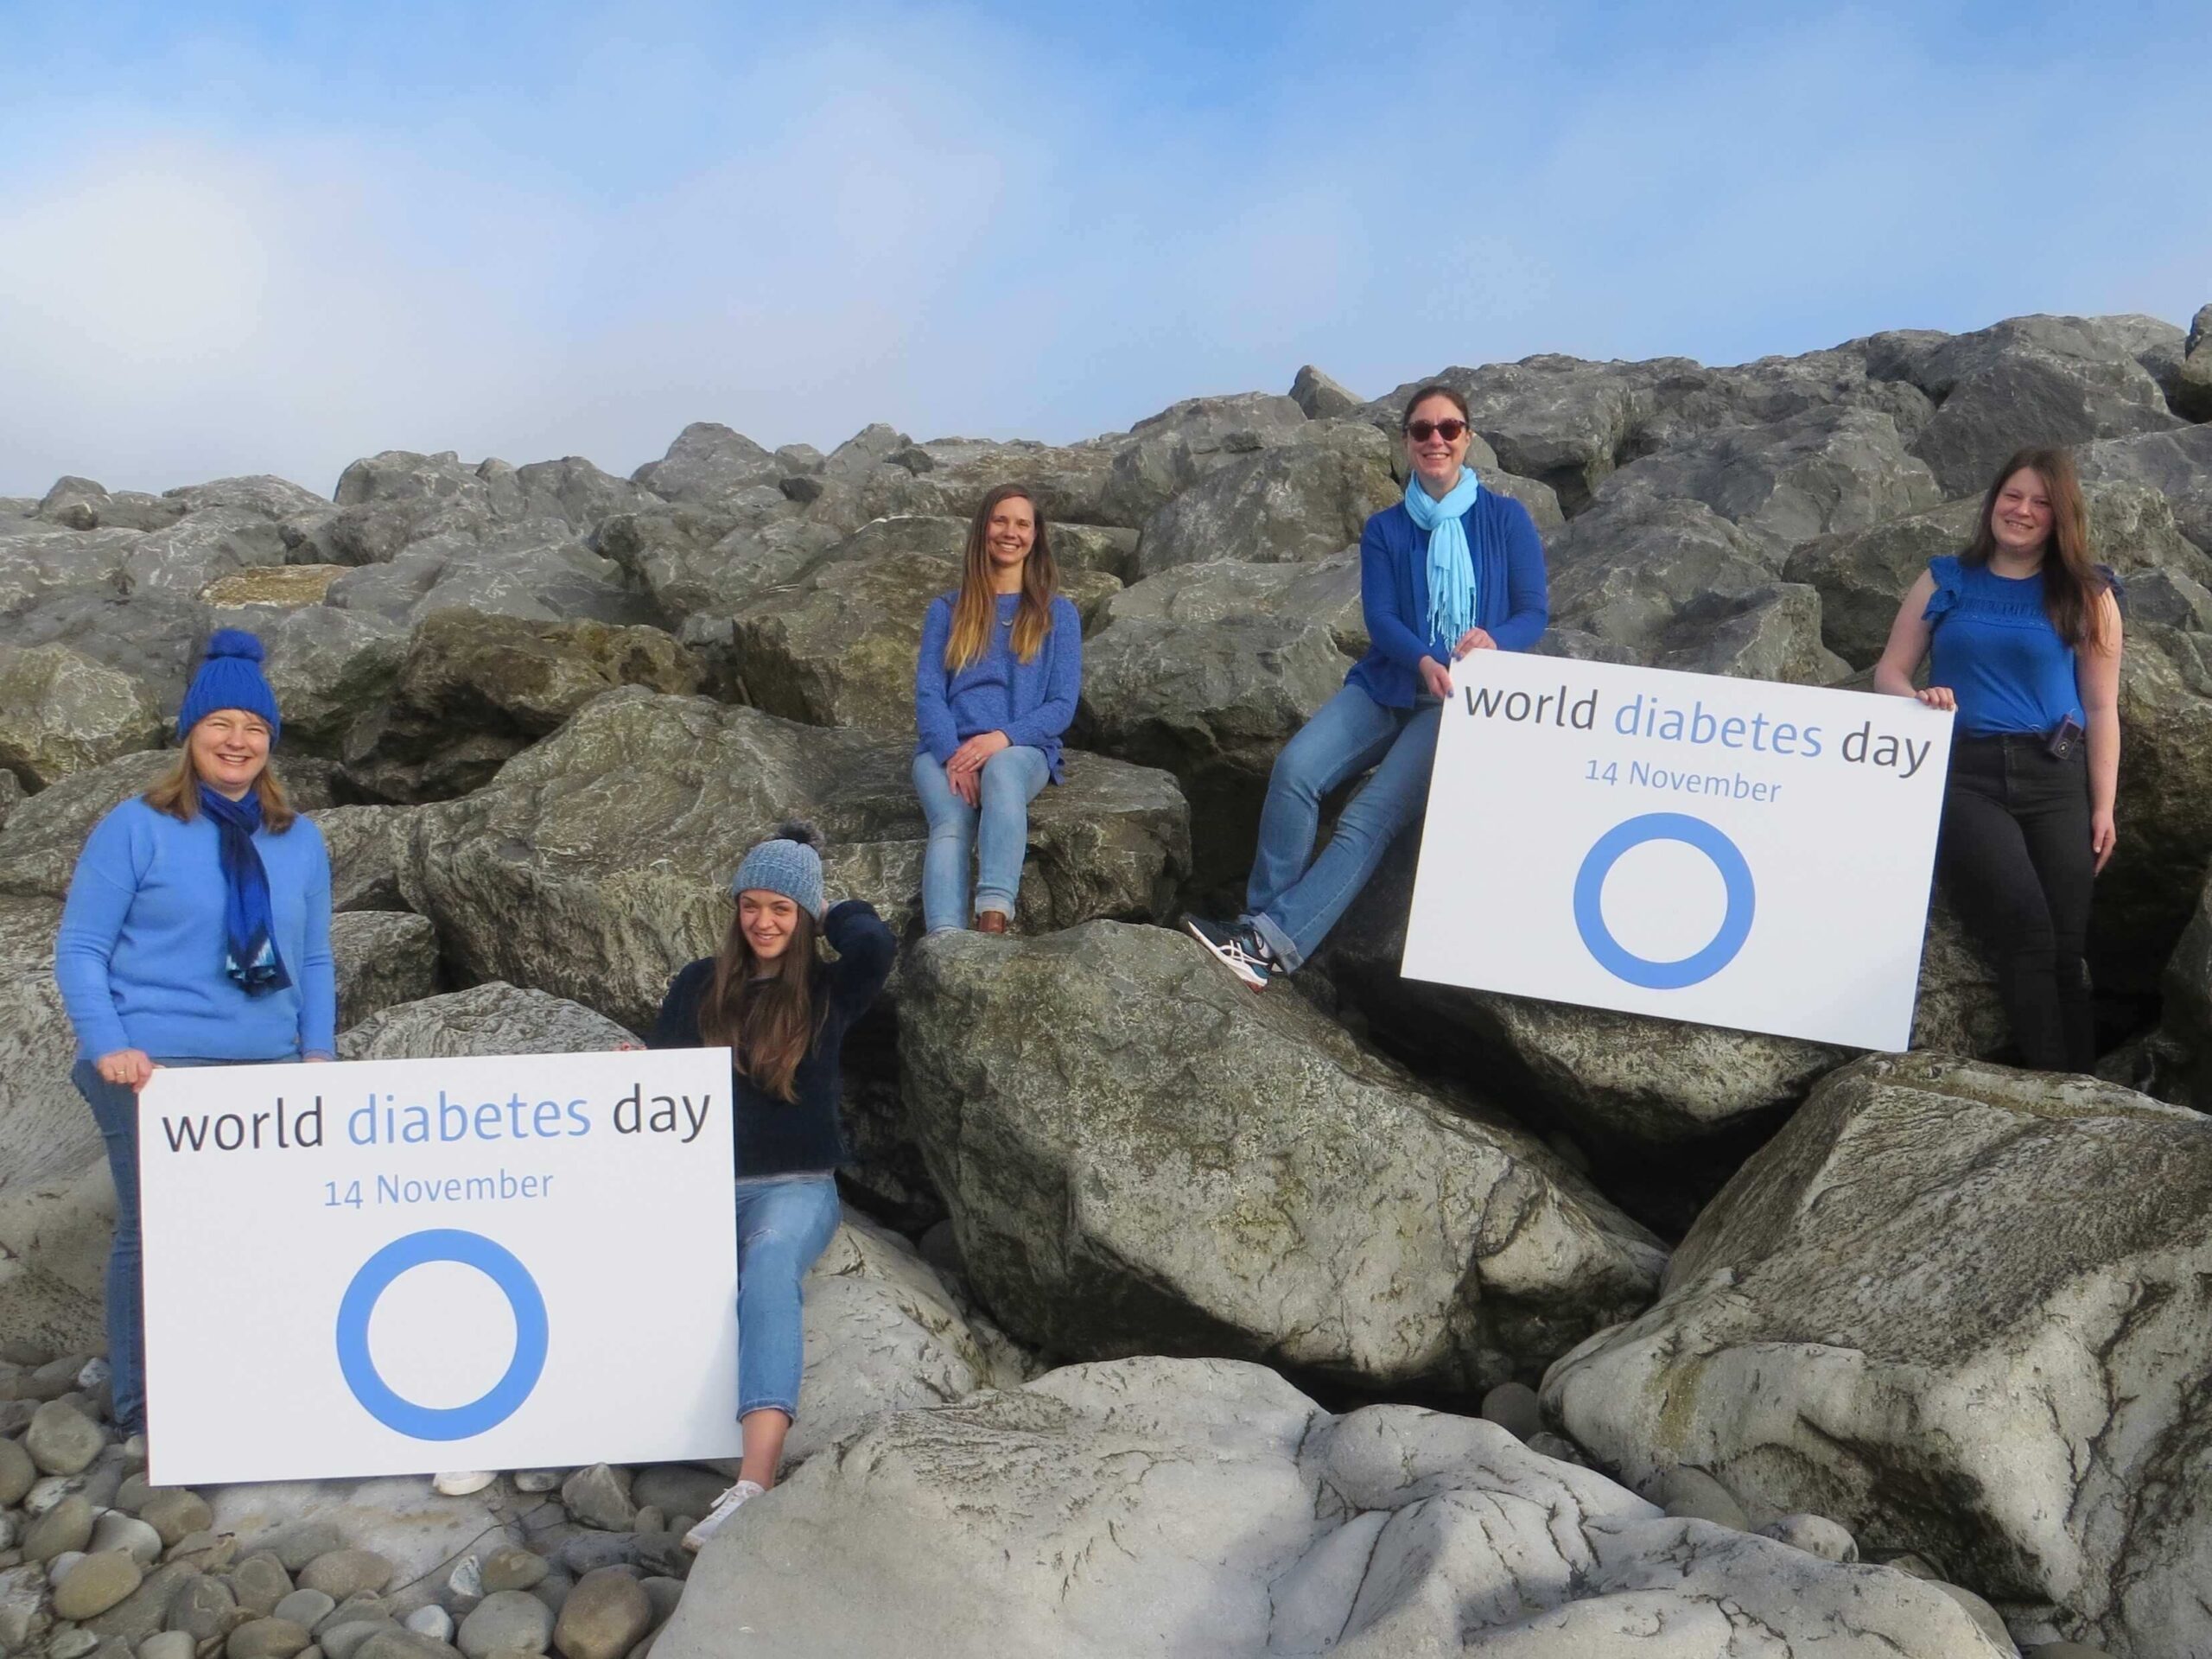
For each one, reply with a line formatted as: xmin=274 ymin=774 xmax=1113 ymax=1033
xmin=334 ymin=1229 xmax=549 ymax=1441
xmin=1573 ymin=812 xmax=1756 ymax=990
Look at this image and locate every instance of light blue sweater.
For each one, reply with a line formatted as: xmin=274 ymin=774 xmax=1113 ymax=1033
xmin=914 ymin=592 xmax=1083 ymax=783
xmin=55 ymin=798 xmax=336 ymax=1062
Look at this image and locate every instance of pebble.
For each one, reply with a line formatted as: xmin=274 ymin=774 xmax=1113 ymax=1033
xmin=629 ymin=1508 xmax=664 ymax=1539
xmin=79 ymin=1560 xmax=199 ymax=1644
xmin=48 ymin=1628 xmax=100 ymax=1659
xmin=512 ymin=1471 xmax=563 ymax=1494
xmin=168 ymin=1574 xmax=243 ymax=1644
xmin=630 ymin=1535 xmax=689 ymax=1581
xmin=405 ymin=1605 xmax=455 ymax=1643
xmin=479 ymin=1549 xmax=550 ymax=1594
xmin=25 ymin=1474 xmax=82 ymax=1515
xmin=118 ymin=1434 xmax=148 ymax=1471
xmin=113 ymin=1474 xmax=151 ymax=1514
xmin=139 ymin=1490 xmax=215 ymax=1548
xmin=0 ymin=1402 xmax=33 ymax=1435
xmin=233 ymin=1554 xmax=298 ymax=1617
xmin=355 ymin=1633 xmax=462 ymax=1659
xmin=0 ymin=1437 xmax=34 ymax=1505
xmin=1933 ymin=1582 xmax=2014 ymax=1651
xmin=448 ymin=1555 xmax=485 ymax=1602
xmin=327 ymin=1593 xmax=393 ymax=1629
xmin=1758 ymin=1513 xmax=1858 ymax=1563
xmin=87 ymin=1510 xmax=162 ymax=1567
xmin=552 ymin=1568 xmax=651 ymax=1659
xmin=318 ymin=1618 xmax=400 ymax=1659
xmin=559 ymin=1466 xmax=636 ymax=1534
xmin=48 ymin=1549 xmax=86 ymax=1586
xmin=458 ymin=1591 xmax=556 ymax=1659
xmin=28 ymin=1357 xmax=87 ymax=1401
xmin=262 ymin=1523 xmax=346 ymax=1575
xmin=24 ymin=1495 xmax=95 ymax=1562
xmin=1477 ymin=1382 xmax=1543 ymax=1442
xmin=300 ymin=1550 xmax=395 ymax=1601
xmin=141 ymin=1631 xmax=196 ymax=1659
xmin=274 ymin=1590 xmax=337 ymax=1630
xmin=74 ymin=1358 xmax=111 ymax=1393
xmin=168 ymin=1529 xmax=238 ymax=1572
xmin=557 ymin=1535 xmax=636 ymax=1577
xmin=626 ymin=1470 xmax=728 ymax=1522
xmin=54 ymin=1552 xmax=146 ymax=1621
xmin=228 ymin=1618 xmax=314 ymax=1659
xmin=1645 ymin=1466 xmax=1750 ymax=1531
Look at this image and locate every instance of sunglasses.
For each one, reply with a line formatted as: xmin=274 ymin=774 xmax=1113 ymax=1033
xmin=1405 ymin=418 xmax=1469 ymax=442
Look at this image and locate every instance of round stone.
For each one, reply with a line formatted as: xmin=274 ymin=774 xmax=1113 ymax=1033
xmin=317 ymin=1618 xmax=400 ymax=1659
xmin=47 ymin=1630 xmax=100 ymax=1659
xmin=298 ymin=1552 xmax=395 ymax=1602
xmin=1646 ymin=1466 xmax=1749 ymax=1531
xmin=24 ymin=1494 xmax=95 ymax=1562
xmin=48 ymin=1549 xmax=86 ymax=1586
xmin=260 ymin=1524 xmax=345 ymax=1576
xmin=478 ymin=1550 xmax=549 ymax=1594
xmin=24 ymin=1401 xmax=105 ymax=1476
xmin=138 ymin=1491 xmax=214 ymax=1548
xmin=87 ymin=1510 xmax=162 ymax=1567
xmin=403 ymin=1605 xmax=453 ymax=1643
xmin=275 ymin=1589 xmax=338 ymax=1630
xmin=1477 ymin=1382 xmax=1544 ymax=1442
xmin=550 ymin=1567 xmax=650 ymax=1659
xmin=141 ymin=1631 xmax=197 ymax=1659
xmin=1932 ymin=1582 xmax=2014 ymax=1651
xmin=232 ymin=1554 xmax=297 ymax=1617
xmin=227 ymin=1618 xmax=314 ymax=1659
xmin=166 ymin=1574 xmax=242 ymax=1644
xmin=54 ymin=1551 xmax=146 ymax=1620
xmin=0 ymin=1437 xmax=35 ymax=1506
xmin=1757 ymin=1512 xmax=1858 ymax=1563
xmin=459 ymin=1591 xmax=556 ymax=1659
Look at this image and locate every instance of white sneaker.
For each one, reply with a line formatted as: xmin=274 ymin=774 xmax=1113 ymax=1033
xmin=682 ymin=1480 xmax=765 ymax=1552
xmin=432 ymin=1471 xmax=498 ymax=1497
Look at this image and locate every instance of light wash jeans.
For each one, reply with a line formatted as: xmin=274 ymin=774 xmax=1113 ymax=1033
xmin=734 ymin=1173 xmax=842 ymax=1421
xmin=1243 ymin=684 xmax=1442 ymax=973
xmin=71 ymin=1054 xmax=249 ymax=1434
xmin=912 ymin=746 xmax=1051 ymax=933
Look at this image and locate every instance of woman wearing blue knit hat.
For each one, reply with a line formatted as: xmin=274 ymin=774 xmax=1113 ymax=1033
xmin=644 ymin=820 xmax=895 ymax=1549
xmin=54 ymin=627 xmax=335 ymax=1438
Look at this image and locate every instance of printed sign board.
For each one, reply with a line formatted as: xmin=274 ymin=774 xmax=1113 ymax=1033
xmin=1402 ymin=652 xmax=1953 ymax=1050
xmin=138 ymin=1048 xmax=739 ymax=1486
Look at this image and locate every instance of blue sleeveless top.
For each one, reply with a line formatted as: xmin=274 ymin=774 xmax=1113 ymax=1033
xmin=1923 ymin=555 xmax=2084 ymax=737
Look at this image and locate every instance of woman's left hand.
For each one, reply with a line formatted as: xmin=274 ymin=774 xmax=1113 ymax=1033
xmin=1452 ymin=627 xmax=1497 ymax=657
xmin=2092 ymin=809 xmax=2118 ymax=874
xmin=946 ymin=731 xmax=1012 ymax=777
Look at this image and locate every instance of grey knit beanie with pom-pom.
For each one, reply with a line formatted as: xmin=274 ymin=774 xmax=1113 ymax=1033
xmin=729 ymin=820 xmax=826 ymax=920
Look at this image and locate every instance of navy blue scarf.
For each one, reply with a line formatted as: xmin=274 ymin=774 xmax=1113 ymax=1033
xmin=197 ymin=784 xmax=290 ymax=995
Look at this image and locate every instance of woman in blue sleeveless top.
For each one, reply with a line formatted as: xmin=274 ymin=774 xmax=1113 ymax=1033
xmin=1872 ymin=446 xmax=2123 ymax=1071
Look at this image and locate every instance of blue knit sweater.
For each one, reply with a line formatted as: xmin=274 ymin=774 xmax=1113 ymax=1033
xmin=914 ymin=593 xmax=1083 ymax=783
xmin=1345 ymin=493 xmax=1550 ymax=708
xmin=55 ymin=797 xmax=336 ymax=1062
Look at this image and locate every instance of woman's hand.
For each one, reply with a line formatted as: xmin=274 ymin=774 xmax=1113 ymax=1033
xmin=2092 ymin=809 xmax=2118 ymax=874
xmin=1915 ymin=686 xmax=1957 ymax=711
xmin=97 ymin=1049 xmax=155 ymax=1091
xmin=946 ymin=731 xmax=1012 ymax=778
xmin=1418 ymin=656 xmax=1455 ymax=700
xmin=949 ymin=766 xmax=980 ymax=808
xmin=1452 ymin=627 xmax=1497 ymax=657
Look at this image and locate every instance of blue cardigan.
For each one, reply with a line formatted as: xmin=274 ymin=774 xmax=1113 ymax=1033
xmin=914 ymin=593 xmax=1083 ymax=783
xmin=1345 ymin=492 xmax=1550 ymax=708
xmin=55 ymin=797 xmax=337 ymax=1063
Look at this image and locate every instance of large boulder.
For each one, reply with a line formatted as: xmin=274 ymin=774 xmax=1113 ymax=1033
xmin=1097 ymin=393 xmax=1317 ymax=526
xmin=0 ymin=751 xmax=178 ymax=898
xmin=658 ymin=1356 xmax=2007 ymax=1659
xmin=2075 ymin=421 xmax=2212 ymax=555
xmin=1904 ymin=315 xmax=2187 ymax=497
xmin=338 ymin=982 xmax=634 ymax=1059
xmin=35 ymin=477 xmax=186 ymax=533
xmin=0 ymin=524 xmax=143 ymax=614
xmin=398 ymin=689 xmax=1190 ymax=1032
xmin=844 ymin=435 xmax=1123 ymax=528
xmin=330 ymin=912 xmax=439 ymax=1031
xmin=1131 ymin=423 xmax=1398 ymax=575
xmin=161 ymin=474 xmax=329 ymax=523
xmin=312 ymin=804 xmax=419 ymax=912
xmin=340 ymin=612 xmax=701 ymax=802
xmin=2100 ymin=623 xmax=2212 ymax=991
xmin=510 ymin=455 xmax=657 ymax=531
xmin=1544 ymin=1052 xmax=2212 ymax=1656
xmin=630 ymin=423 xmax=784 ymax=505
xmin=2173 ymin=301 xmax=2212 ymax=420
xmin=118 ymin=507 xmax=289 ymax=594
xmin=898 ymin=924 xmax=1666 ymax=1392
xmin=0 ymin=644 xmax=165 ymax=789
xmin=248 ymin=606 xmax=412 ymax=757
xmin=325 ymin=521 xmax=655 ymax=628
xmin=593 ymin=496 xmax=834 ymax=625
xmin=1098 ymin=549 xmax=1366 ymax=655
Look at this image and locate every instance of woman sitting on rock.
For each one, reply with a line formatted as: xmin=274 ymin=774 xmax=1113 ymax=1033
xmin=647 ymin=823 xmax=895 ymax=1548
xmin=1185 ymin=384 xmax=1549 ymax=988
xmin=912 ymin=485 xmax=1083 ymax=934
xmin=1872 ymin=445 xmax=2123 ymax=1071
xmin=54 ymin=628 xmax=335 ymax=1439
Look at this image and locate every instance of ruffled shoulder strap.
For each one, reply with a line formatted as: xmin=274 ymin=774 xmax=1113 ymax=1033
xmin=2096 ymin=563 xmax=2125 ymax=610
xmin=1922 ymin=554 xmax=1965 ymax=624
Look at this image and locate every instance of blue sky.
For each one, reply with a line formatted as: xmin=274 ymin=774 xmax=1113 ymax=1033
xmin=2 ymin=1 xmax=2207 ymax=496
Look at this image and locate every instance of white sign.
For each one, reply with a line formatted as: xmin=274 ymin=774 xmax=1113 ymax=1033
xmin=138 ymin=1049 xmax=740 ymax=1486
xmin=1402 ymin=652 xmax=1953 ymax=1050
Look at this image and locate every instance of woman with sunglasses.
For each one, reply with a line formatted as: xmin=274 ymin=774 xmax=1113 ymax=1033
xmin=1185 ymin=384 xmax=1548 ymax=987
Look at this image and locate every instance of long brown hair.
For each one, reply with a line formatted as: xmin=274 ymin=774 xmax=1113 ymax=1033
xmin=143 ymin=746 xmax=296 ymax=830
xmin=1962 ymin=446 xmax=2112 ymax=651
xmin=944 ymin=485 xmax=1058 ymax=672
xmin=697 ymin=902 xmax=823 ymax=1104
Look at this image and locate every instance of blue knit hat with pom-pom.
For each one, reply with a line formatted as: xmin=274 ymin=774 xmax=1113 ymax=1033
xmin=175 ymin=629 xmax=282 ymax=744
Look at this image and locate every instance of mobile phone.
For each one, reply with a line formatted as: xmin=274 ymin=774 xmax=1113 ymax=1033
xmin=2046 ymin=715 xmax=2085 ymax=760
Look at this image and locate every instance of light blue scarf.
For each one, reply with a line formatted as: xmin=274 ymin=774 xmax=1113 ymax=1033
xmin=1403 ymin=469 xmax=1481 ymax=657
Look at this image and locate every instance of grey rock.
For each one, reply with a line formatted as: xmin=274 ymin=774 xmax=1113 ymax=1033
xmin=325 ymin=520 xmax=652 ymax=630
xmin=274 ymin=1591 xmax=337 ymax=1630
xmin=1099 ymin=392 xmax=1316 ymax=526
xmin=256 ymin=1524 xmax=344 ymax=1577
xmin=353 ymin=1633 xmax=460 ymax=1659
xmin=555 ymin=1535 xmax=636 ymax=1577
xmin=1646 ymin=1465 xmax=1749 ymax=1530
xmin=0 ymin=524 xmax=143 ymax=613
xmin=847 ymin=435 xmax=1122 ymax=528
xmin=1478 ymin=1382 xmax=1544 ymax=1442
xmin=137 ymin=1491 xmax=213 ymax=1548
xmin=1289 ymin=365 xmax=1360 ymax=419
xmin=821 ymin=423 xmax=912 ymax=483
xmin=0 ymin=1561 xmax=48 ymax=1652
xmin=2075 ymin=422 xmax=2212 ymax=555
xmin=85 ymin=1510 xmax=160 ymax=1567
xmin=2099 ymin=625 xmax=2212 ymax=993
xmin=551 ymin=1569 xmax=650 ymax=1659
xmin=85 ymin=1563 xmax=200 ymax=1643
xmin=1546 ymin=1052 xmax=2212 ymax=1658
xmin=511 ymin=458 xmax=657 ymax=532
xmin=166 ymin=1573 xmax=241 ymax=1643
xmin=318 ymin=1621 xmax=399 ymax=1659
xmin=331 ymin=912 xmax=439 ymax=1038
xmin=1932 ymin=1583 xmax=2016 ymax=1654
xmin=1522 ymin=1430 xmax=1586 ymax=1465
xmin=312 ymin=804 xmax=420 ymax=912
xmin=249 ymin=607 xmax=411 ymax=756
xmin=594 ymin=502 xmax=773 ymax=625
xmin=558 ymin=1466 xmax=635 ymax=1535
xmin=120 ymin=510 xmax=286 ymax=596
xmin=629 ymin=423 xmax=781 ymax=506
xmin=2120 ymin=565 xmax=2212 ymax=632
xmin=138 ymin=1631 xmax=198 ymax=1659
xmin=162 ymin=477 xmax=329 ymax=523
xmin=1049 ymin=523 xmax=1141 ymax=583
xmin=619 ymin=1472 xmax=723 ymax=1529
xmin=298 ymin=1552 xmax=393 ymax=1602
xmin=0 ymin=1434 xmax=35 ymax=1503
xmin=24 ymin=1494 xmax=94 ymax=1561
xmin=899 ymin=924 xmax=1665 ymax=1392
xmin=397 ymin=690 xmax=1190 ymax=1029
xmin=227 ymin=1619 xmax=313 ymax=1659
xmin=230 ymin=1554 xmax=296 ymax=1617
xmin=1759 ymin=1513 xmax=1859 ymax=1563
xmin=457 ymin=1592 xmax=553 ymax=1659
xmin=0 ymin=644 xmax=165 ymax=789
xmin=1132 ymin=423 xmax=1397 ymax=576
xmin=48 ymin=1629 xmax=103 ymax=1659
xmin=474 ymin=1550 xmax=549 ymax=1596
xmin=402 ymin=1608 xmax=453 ymax=1644
xmin=340 ymin=982 xmax=631 ymax=1060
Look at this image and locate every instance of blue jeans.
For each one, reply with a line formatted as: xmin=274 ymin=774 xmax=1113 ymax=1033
xmin=71 ymin=1054 xmax=240 ymax=1434
xmin=734 ymin=1173 xmax=842 ymax=1421
xmin=1243 ymin=684 xmax=1442 ymax=973
xmin=912 ymin=747 xmax=1051 ymax=933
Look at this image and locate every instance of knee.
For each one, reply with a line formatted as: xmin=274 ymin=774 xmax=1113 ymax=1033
xmin=1268 ymin=738 xmax=1330 ymax=804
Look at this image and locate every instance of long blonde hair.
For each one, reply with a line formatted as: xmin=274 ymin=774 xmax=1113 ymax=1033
xmin=143 ymin=748 xmax=296 ymax=830
xmin=944 ymin=485 xmax=1059 ymax=672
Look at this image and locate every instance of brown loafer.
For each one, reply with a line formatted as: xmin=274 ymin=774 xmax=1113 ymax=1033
xmin=973 ymin=911 xmax=1009 ymax=934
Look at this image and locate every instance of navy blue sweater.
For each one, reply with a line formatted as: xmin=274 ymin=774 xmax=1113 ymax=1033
xmin=1345 ymin=493 xmax=1550 ymax=709
xmin=647 ymin=899 xmax=896 ymax=1178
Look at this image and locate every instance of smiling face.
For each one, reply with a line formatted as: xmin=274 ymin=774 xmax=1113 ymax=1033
xmin=738 ymin=890 xmax=801 ymax=962
xmin=188 ymin=709 xmax=271 ymax=799
xmin=1403 ymin=393 xmax=1474 ymax=497
xmin=984 ymin=494 xmax=1037 ymax=582
xmin=1988 ymin=467 xmax=2056 ymax=559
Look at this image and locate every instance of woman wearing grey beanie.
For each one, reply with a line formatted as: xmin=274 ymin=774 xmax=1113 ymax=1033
xmin=645 ymin=821 xmax=895 ymax=1549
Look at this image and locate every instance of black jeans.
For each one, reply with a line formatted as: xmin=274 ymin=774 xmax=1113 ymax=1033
xmin=1937 ymin=734 xmax=2095 ymax=1071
